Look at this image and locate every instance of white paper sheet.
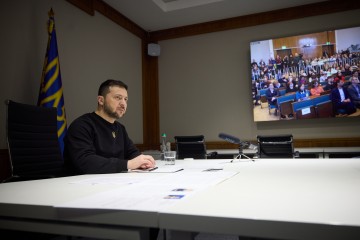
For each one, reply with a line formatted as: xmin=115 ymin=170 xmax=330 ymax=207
xmin=56 ymin=171 xmax=238 ymax=211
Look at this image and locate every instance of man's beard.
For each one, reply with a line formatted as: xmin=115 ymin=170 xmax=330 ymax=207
xmin=103 ymin=102 xmax=121 ymax=119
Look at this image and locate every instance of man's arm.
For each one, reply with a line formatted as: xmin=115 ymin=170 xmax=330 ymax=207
xmin=121 ymin=124 xmax=156 ymax=170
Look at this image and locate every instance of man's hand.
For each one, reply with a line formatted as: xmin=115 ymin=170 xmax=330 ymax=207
xmin=127 ymin=154 xmax=156 ymax=170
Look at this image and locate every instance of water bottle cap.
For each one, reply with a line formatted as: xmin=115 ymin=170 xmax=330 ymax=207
xmin=162 ymin=133 xmax=166 ymax=137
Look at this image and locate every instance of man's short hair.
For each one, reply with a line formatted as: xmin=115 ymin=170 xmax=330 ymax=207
xmin=98 ymin=79 xmax=128 ymax=97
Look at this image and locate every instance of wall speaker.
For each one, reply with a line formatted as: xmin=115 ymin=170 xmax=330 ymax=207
xmin=148 ymin=43 xmax=160 ymax=56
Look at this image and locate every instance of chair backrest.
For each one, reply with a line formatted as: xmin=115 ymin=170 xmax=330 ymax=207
xmin=259 ymin=88 xmax=267 ymax=96
xmin=174 ymin=135 xmax=207 ymax=159
xmin=312 ymin=94 xmax=331 ymax=106
xmin=278 ymin=87 xmax=286 ymax=96
xmin=277 ymin=93 xmax=296 ymax=105
xmin=5 ymin=100 xmax=64 ymax=182
xmin=257 ymin=135 xmax=294 ymax=158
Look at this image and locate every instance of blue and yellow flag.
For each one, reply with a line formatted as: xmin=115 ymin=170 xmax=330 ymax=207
xmin=38 ymin=9 xmax=67 ymax=155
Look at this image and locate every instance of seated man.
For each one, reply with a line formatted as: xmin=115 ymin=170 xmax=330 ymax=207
xmin=63 ymin=79 xmax=160 ymax=240
xmin=347 ymin=76 xmax=360 ymax=108
xmin=64 ymin=79 xmax=156 ymax=175
xmin=266 ymin=83 xmax=282 ymax=116
xmin=331 ymin=79 xmax=357 ymax=115
xmin=266 ymin=83 xmax=278 ymax=105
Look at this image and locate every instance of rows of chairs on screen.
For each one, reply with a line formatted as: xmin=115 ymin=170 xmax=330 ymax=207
xmin=253 ymin=70 xmax=360 ymax=119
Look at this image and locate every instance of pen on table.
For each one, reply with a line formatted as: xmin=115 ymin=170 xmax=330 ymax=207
xmin=148 ymin=167 xmax=158 ymax=171
xmin=203 ymin=168 xmax=223 ymax=172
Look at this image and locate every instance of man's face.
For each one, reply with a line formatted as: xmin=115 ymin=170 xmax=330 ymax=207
xmin=102 ymin=86 xmax=128 ymax=119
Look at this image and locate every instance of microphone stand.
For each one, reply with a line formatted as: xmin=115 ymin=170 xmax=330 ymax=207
xmin=231 ymin=142 xmax=255 ymax=162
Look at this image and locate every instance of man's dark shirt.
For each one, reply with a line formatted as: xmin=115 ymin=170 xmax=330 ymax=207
xmin=64 ymin=112 xmax=140 ymax=175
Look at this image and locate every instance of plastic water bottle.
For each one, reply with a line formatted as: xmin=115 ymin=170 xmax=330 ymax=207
xmin=166 ymin=142 xmax=171 ymax=151
xmin=160 ymin=133 xmax=167 ymax=160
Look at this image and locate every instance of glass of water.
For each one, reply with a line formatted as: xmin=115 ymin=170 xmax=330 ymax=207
xmin=164 ymin=151 xmax=176 ymax=165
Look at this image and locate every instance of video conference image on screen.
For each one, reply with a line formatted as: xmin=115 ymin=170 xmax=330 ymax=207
xmin=250 ymin=26 xmax=360 ymax=122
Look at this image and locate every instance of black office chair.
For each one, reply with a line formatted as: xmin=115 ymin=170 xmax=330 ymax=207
xmin=4 ymin=100 xmax=64 ymax=182
xmin=257 ymin=134 xmax=298 ymax=158
xmin=174 ymin=135 xmax=207 ymax=159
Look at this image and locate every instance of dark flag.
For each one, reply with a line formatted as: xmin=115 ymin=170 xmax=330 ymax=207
xmin=38 ymin=8 xmax=67 ymax=155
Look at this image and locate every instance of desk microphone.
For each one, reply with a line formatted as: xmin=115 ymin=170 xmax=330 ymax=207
xmin=218 ymin=133 xmax=241 ymax=144
xmin=218 ymin=133 xmax=254 ymax=162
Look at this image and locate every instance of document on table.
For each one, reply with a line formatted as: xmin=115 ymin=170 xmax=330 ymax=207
xmin=56 ymin=171 xmax=238 ymax=212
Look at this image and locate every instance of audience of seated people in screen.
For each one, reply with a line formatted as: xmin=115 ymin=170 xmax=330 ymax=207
xmin=252 ymin=50 xmax=360 ymax=117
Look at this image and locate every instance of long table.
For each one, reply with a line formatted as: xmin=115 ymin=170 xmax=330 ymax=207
xmin=1 ymin=158 xmax=360 ymax=240
xmin=0 ymin=173 xmax=158 ymax=240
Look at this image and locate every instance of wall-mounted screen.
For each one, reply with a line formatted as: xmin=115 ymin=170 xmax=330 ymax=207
xmin=250 ymin=26 xmax=360 ymax=122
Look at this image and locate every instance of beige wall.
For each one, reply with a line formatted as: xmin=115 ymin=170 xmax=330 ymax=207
xmin=0 ymin=0 xmax=143 ymax=149
xmin=158 ymin=9 xmax=360 ymax=143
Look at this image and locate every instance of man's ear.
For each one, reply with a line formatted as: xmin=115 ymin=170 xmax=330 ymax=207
xmin=97 ymin=96 xmax=104 ymax=106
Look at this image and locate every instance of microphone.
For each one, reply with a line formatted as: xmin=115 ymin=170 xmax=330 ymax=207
xmin=218 ymin=133 xmax=241 ymax=144
xmin=218 ymin=133 xmax=255 ymax=162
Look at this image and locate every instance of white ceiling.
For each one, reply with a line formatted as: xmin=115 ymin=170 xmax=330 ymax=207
xmin=103 ymin=0 xmax=326 ymax=32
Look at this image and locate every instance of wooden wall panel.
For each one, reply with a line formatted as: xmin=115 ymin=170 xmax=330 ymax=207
xmin=141 ymin=40 xmax=160 ymax=150
xmin=328 ymin=31 xmax=336 ymax=43
xmin=273 ymin=32 xmax=328 ymax=49
xmin=273 ymin=31 xmax=336 ymax=59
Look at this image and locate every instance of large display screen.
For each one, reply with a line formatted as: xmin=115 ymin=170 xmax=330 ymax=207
xmin=250 ymin=26 xmax=360 ymax=122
